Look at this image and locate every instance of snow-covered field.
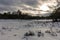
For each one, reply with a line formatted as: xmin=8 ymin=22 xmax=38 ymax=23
xmin=0 ymin=19 xmax=60 ymax=40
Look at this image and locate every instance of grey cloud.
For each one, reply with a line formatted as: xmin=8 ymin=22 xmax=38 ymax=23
xmin=0 ymin=0 xmax=22 ymax=12
xmin=0 ymin=0 xmax=37 ymax=6
xmin=0 ymin=0 xmax=38 ymax=12
xmin=0 ymin=0 xmax=14 ymax=5
xmin=21 ymin=0 xmax=38 ymax=7
xmin=0 ymin=4 xmax=18 ymax=12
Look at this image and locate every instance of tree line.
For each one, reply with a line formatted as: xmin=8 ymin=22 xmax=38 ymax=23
xmin=0 ymin=7 xmax=60 ymax=19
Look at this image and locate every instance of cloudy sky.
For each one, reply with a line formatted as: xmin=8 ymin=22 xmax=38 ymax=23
xmin=0 ymin=0 xmax=60 ymax=16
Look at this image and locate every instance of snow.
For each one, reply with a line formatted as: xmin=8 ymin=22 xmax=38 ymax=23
xmin=0 ymin=19 xmax=60 ymax=40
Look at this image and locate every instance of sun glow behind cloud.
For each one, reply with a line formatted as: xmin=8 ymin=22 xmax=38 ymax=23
xmin=39 ymin=4 xmax=50 ymax=11
xmin=20 ymin=0 xmax=58 ymax=16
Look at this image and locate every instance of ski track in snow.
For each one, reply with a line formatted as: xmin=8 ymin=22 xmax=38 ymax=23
xmin=0 ymin=19 xmax=60 ymax=40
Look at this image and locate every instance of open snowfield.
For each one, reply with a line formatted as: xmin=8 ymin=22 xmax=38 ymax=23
xmin=0 ymin=19 xmax=60 ymax=40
